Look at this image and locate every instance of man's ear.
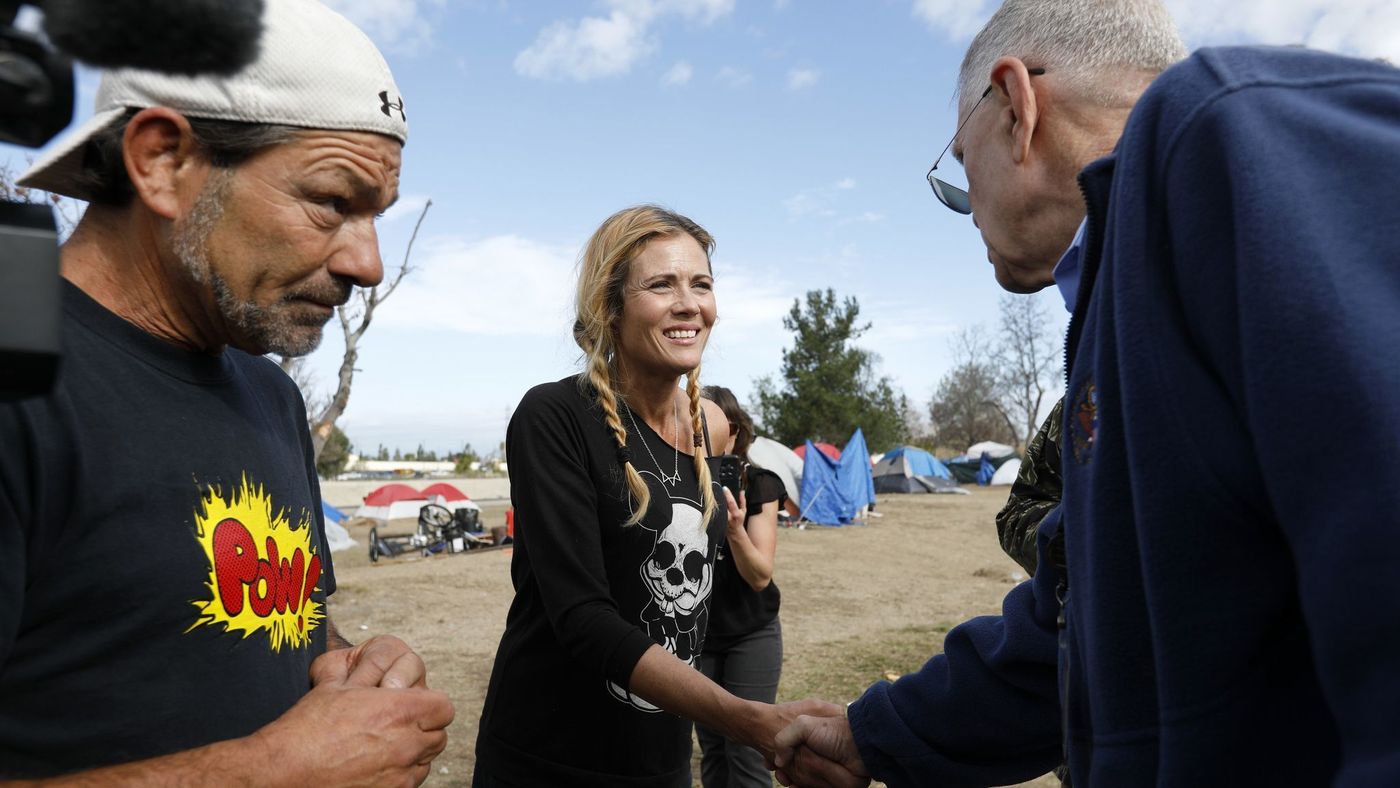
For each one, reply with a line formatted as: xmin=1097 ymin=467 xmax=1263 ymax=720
xmin=988 ymin=56 xmax=1040 ymax=165
xmin=122 ymin=108 xmax=207 ymax=220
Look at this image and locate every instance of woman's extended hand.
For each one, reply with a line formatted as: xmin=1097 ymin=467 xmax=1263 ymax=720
xmin=722 ymin=486 xmax=747 ymax=541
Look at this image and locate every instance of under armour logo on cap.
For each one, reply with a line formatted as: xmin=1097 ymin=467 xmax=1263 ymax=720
xmin=379 ymin=91 xmax=406 ymax=121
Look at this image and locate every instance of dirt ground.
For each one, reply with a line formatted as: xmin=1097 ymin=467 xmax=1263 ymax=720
xmin=330 ymin=488 xmax=1057 ymax=787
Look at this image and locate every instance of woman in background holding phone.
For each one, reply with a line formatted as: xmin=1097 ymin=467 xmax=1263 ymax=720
xmin=696 ymin=386 xmax=788 ymax=788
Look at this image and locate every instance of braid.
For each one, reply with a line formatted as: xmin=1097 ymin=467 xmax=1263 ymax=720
xmin=587 ymin=349 xmax=651 ymax=525
xmin=686 ymin=367 xmax=718 ymax=525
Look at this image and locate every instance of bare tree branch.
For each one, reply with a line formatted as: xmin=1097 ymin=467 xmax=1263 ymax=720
xmin=305 ymin=199 xmax=433 ymax=461
xmin=991 ymin=295 xmax=1060 ymax=449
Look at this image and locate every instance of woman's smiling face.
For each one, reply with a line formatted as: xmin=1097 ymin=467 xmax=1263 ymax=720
xmin=613 ymin=232 xmax=716 ymax=383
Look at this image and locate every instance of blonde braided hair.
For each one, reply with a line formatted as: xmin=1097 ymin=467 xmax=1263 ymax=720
xmin=686 ymin=366 xmax=718 ymax=525
xmin=573 ymin=205 xmax=717 ymax=526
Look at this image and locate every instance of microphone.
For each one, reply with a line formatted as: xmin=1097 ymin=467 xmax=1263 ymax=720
xmin=41 ymin=0 xmax=264 ymax=76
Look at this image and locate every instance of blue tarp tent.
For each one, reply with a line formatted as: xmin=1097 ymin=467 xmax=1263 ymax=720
xmin=799 ymin=440 xmax=855 ymax=525
xmin=322 ymin=500 xmax=347 ymax=524
xmin=320 ymin=500 xmax=357 ymax=552
xmin=879 ymin=446 xmax=953 ymax=480
xmin=975 ymin=452 xmax=996 ymax=486
xmin=799 ymin=431 xmax=875 ymax=525
xmin=872 ymin=446 xmax=964 ymax=494
xmin=837 ymin=428 xmax=876 ymax=515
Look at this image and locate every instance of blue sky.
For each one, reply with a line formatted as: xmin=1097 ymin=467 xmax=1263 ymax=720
xmin=6 ymin=0 xmax=1396 ymax=457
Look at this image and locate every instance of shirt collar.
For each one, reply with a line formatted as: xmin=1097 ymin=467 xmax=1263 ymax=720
xmin=1052 ymin=218 xmax=1088 ymax=314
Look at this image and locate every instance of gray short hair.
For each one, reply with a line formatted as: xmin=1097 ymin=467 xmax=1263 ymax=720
xmin=76 ymin=109 xmax=299 ymax=207
xmin=959 ymin=0 xmax=1187 ymax=112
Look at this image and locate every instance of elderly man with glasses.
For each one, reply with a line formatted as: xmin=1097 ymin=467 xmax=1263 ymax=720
xmin=770 ymin=1 xmax=1400 ymax=787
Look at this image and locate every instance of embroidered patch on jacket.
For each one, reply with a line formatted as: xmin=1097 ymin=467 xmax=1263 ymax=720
xmin=187 ymin=476 xmax=325 ymax=651
xmin=1070 ymin=380 xmax=1098 ymax=465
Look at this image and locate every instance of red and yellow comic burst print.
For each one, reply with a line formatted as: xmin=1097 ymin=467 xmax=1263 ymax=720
xmin=187 ymin=477 xmax=324 ymax=651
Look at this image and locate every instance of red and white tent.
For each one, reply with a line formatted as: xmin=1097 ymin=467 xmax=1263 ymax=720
xmin=357 ymin=482 xmax=480 ymax=521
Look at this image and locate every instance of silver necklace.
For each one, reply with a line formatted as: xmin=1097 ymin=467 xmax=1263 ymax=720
xmin=623 ymin=398 xmax=681 ymax=487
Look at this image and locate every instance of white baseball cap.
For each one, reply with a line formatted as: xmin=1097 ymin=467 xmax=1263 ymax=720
xmin=20 ymin=0 xmax=408 ymax=201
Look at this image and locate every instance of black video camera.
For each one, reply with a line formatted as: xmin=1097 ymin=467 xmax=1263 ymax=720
xmin=0 ymin=0 xmax=264 ymax=400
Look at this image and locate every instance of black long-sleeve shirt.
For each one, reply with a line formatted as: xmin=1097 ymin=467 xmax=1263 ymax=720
xmin=475 ymin=377 xmax=724 ymax=787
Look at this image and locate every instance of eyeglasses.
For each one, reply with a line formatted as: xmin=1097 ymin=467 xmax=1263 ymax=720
xmin=927 ymin=67 xmax=1045 ymax=215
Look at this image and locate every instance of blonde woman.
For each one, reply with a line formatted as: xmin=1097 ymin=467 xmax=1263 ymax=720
xmin=473 ymin=206 xmax=838 ymax=787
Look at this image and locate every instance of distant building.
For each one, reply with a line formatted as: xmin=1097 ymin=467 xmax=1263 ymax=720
xmin=344 ymin=454 xmax=456 ymax=476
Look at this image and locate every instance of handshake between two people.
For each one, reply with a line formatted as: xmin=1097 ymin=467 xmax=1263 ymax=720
xmin=750 ymin=702 xmax=873 ymax=788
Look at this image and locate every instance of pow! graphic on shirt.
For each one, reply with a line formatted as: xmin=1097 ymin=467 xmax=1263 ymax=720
xmin=187 ymin=477 xmax=325 ymax=651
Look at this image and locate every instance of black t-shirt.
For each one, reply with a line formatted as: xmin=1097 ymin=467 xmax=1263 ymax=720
xmin=704 ymin=466 xmax=785 ymax=651
xmin=475 ymin=377 xmax=725 ymax=787
xmin=0 ymin=283 xmax=334 ymax=777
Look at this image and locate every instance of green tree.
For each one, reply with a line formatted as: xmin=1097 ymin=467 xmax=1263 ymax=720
xmin=376 ymin=444 xmax=389 ymax=461
xmin=315 ymin=425 xmax=352 ymax=479
xmin=454 ymin=443 xmax=481 ymax=476
xmin=753 ymin=289 xmax=910 ymax=452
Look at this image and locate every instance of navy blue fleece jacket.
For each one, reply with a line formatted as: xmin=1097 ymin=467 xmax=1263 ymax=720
xmin=848 ymin=47 xmax=1400 ymax=787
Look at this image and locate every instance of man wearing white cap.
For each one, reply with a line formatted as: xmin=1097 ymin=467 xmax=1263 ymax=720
xmin=0 ymin=0 xmax=453 ymax=782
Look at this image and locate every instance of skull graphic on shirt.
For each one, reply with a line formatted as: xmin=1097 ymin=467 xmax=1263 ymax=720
xmin=607 ymin=493 xmax=716 ymax=713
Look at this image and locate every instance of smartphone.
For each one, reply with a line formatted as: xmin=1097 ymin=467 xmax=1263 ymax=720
xmin=717 ymin=454 xmax=746 ymax=502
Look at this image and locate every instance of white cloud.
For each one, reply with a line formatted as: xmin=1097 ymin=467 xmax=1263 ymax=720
xmin=515 ymin=0 xmax=736 ymax=82
xmin=710 ymin=262 xmax=796 ymax=332
xmin=666 ymin=0 xmax=736 ymax=25
xmin=1164 ymin=0 xmax=1400 ymax=63
xmin=376 ymin=234 xmax=578 ymax=336
xmin=783 ymin=178 xmax=855 ymax=219
xmin=379 ymin=194 xmax=433 ymax=225
xmin=515 ymin=10 xmax=657 ymax=81
xmin=662 ymin=61 xmax=695 ymax=85
xmin=782 ymin=178 xmax=887 ymax=226
xmin=716 ymin=66 xmax=754 ymax=87
xmin=701 ymin=261 xmax=801 ymax=387
xmin=787 ymin=67 xmax=820 ymax=90
xmin=911 ymin=0 xmax=993 ymax=40
xmin=838 ymin=211 xmax=886 ymax=226
xmin=911 ymin=0 xmax=1400 ymax=62
xmin=322 ymin=0 xmax=444 ymax=51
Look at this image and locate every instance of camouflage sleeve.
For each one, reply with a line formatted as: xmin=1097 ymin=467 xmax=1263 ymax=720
xmin=995 ymin=397 xmax=1064 ymax=575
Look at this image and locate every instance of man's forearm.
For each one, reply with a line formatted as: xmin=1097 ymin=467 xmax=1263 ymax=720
xmin=2 ymin=732 xmax=285 ymax=788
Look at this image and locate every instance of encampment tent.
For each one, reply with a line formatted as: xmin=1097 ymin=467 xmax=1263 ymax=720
xmin=321 ymin=501 xmax=356 ymax=552
xmin=793 ymin=442 xmax=841 ymax=461
xmin=799 ymin=441 xmax=855 ymax=525
xmin=322 ymin=500 xmax=347 ymax=524
xmin=357 ymin=483 xmax=481 ymax=521
xmin=872 ymin=446 xmax=965 ymax=494
xmin=836 ymin=428 xmax=876 ymax=515
xmin=990 ymin=457 xmax=1022 ymax=486
xmin=976 ymin=453 xmax=997 ymax=485
xmin=421 ymin=482 xmax=470 ymax=502
xmin=966 ymin=441 xmax=1016 ymax=460
xmin=947 ymin=451 xmax=1019 ymax=483
xmin=747 ymin=436 xmax=803 ymax=503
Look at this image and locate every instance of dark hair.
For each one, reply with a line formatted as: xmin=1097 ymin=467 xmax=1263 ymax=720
xmin=77 ymin=108 xmax=299 ymax=206
xmin=701 ymin=385 xmax=754 ymax=460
